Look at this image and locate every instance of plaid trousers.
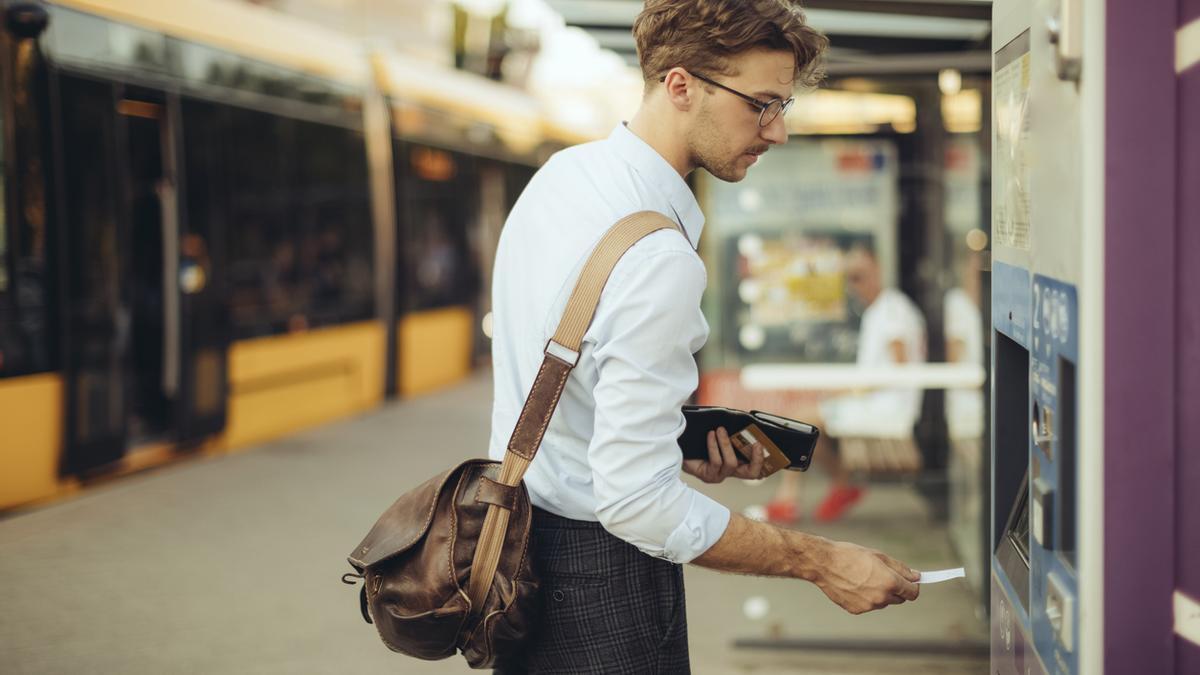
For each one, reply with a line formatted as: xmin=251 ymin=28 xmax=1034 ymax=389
xmin=494 ymin=507 xmax=691 ymax=674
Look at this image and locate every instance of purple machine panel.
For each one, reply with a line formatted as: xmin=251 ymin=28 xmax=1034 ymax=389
xmin=1106 ymin=0 xmax=1194 ymax=672
xmin=993 ymin=0 xmax=1193 ymax=671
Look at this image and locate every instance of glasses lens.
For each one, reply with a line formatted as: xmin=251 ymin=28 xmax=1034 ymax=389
xmin=760 ymin=99 xmax=783 ymax=127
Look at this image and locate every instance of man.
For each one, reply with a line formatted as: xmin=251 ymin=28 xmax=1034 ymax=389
xmin=489 ymin=2 xmax=920 ymax=672
xmin=944 ymin=246 xmax=984 ymax=441
xmin=768 ymin=243 xmax=928 ymax=523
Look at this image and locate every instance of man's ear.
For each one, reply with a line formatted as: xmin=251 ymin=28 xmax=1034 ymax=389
xmin=661 ymin=67 xmax=695 ymax=112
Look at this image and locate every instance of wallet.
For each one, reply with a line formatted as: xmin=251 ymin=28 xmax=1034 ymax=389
xmin=677 ymin=405 xmax=820 ymax=473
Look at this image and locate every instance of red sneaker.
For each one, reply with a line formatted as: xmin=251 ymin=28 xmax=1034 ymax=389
xmin=814 ymin=486 xmax=864 ymax=522
xmin=764 ymin=499 xmax=800 ymax=525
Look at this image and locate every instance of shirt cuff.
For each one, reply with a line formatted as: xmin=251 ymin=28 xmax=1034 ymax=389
xmin=660 ymin=489 xmax=731 ymax=564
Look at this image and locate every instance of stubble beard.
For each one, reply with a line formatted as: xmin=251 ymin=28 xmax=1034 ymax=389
xmin=688 ymin=103 xmax=746 ymax=183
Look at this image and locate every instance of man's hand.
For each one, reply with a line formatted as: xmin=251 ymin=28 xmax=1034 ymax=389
xmin=693 ymin=515 xmax=922 ymax=615
xmin=812 ymin=540 xmax=921 ymax=614
xmin=682 ymin=426 xmax=766 ymax=483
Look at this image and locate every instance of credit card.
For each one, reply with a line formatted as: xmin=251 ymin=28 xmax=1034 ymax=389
xmin=729 ymin=424 xmax=791 ymax=477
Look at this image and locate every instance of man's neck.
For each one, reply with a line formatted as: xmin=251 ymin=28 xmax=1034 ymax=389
xmin=626 ymin=109 xmax=693 ymax=179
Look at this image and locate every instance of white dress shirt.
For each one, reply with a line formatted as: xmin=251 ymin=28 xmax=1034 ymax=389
xmin=488 ymin=123 xmax=730 ymax=564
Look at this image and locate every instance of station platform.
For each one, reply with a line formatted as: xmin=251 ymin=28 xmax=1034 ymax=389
xmin=0 ymin=371 xmax=988 ymax=674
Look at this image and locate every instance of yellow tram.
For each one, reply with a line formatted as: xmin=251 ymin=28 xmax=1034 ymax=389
xmin=0 ymin=0 xmax=589 ymax=510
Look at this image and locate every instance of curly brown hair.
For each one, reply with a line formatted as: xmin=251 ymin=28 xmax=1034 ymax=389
xmin=633 ymin=0 xmax=827 ymax=90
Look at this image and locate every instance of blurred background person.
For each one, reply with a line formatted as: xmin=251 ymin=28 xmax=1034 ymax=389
xmin=765 ymin=242 xmax=926 ymax=523
xmin=944 ymin=245 xmax=984 ymax=441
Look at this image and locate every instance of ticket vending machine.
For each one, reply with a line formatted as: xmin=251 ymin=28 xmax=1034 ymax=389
xmin=989 ymin=1 xmax=1090 ymax=673
xmin=990 ymin=1 xmax=1198 ymax=674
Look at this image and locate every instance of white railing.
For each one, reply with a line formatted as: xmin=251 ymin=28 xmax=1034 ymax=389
xmin=739 ymin=363 xmax=986 ymax=391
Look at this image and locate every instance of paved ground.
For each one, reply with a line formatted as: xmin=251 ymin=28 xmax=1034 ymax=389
xmin=0 ymin=372 xmax=988 ymax=674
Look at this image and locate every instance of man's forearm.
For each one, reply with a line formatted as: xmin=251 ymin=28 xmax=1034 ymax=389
xmin=691 ymin=513 xmax=828 ymax=581
xmin=691 ymin=512 xmax=923 ymax=615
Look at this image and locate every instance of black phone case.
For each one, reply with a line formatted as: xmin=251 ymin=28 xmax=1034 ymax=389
xmin=676 ymin=405 xmax=820 ymax=471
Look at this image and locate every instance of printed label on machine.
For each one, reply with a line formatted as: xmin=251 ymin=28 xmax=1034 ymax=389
xmin=994 ymin=30 xmax=1032 ymax=251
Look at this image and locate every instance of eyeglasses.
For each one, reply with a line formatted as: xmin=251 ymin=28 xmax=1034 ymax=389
xmin=662 ymin=71 xmax=795 ymax=128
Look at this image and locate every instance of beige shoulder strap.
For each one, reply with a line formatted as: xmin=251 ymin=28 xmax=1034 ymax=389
xmin=466 ymin=210 xmax=686 ymax=610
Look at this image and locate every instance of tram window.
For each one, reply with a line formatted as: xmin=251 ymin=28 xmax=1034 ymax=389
xmin=44 ymin=7 xmax=110 ymax=67
xmin=0 ymin=165 xmax=6 ymax=295
xmin=221 ymin=107 xmax=374 ymax=339
xmin=225 ymin=107 xmax=293 ymax=337
xmin=0 ymin=37 xmax=55 ymax=379
xmin=0 ymin=120 xmax=9 ymax=374
xmin=45 ymin=7 xmax=168 ymax=75
xmin=292 ymin=121 xmax=373 ymax=329
xmin=60 ymin=76 xmax=121 ymax=321
xmin=397 ymin=143 xmax=480 ymax=312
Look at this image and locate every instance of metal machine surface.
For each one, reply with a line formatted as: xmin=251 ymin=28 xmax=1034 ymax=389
xmin=990 ymin=5 xmax=1087 ymax=672
xmin=990 ymin=1 xmax=1197 ymax=673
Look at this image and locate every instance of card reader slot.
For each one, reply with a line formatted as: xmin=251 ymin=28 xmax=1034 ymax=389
xmin=1059 ymin=357 xmax=1077 ymax=569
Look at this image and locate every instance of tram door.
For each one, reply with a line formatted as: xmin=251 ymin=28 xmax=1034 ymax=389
xmin=115 ymin=89 xmax=229 ymax=451
xmin=59 ymin=79 xmax=225 ymax=475
xmin=119 ymin=94 xmax=175 ymax=446
xmin=58 ymin=76 xmax=130 ymax=474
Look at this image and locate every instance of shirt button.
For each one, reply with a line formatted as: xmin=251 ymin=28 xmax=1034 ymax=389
xmin=552 ymin=590 xmax=566 ymax=602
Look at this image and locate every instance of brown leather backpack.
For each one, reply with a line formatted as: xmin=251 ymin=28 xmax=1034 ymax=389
xmin=342 ymin=212 xmax=685 ymax=669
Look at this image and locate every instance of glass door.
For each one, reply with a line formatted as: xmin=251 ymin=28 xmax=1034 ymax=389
xmin=175 ymin=96 xmax=229 ymax=443
xmin=57 ymin=74 xmax=126 ymax=474
xmin=118 ymin=92 xmax=175 ymax=445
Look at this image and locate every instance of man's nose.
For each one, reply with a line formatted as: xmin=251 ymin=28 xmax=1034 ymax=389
xmin=761 ymin=112 xmax=788 ymax=145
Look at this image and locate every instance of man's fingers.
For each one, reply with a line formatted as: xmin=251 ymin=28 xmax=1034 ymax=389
xmin=892 ymin=575 xmax=920 ymax=602
xmin=699 ymin=429 xmax=771 ymax=482
xmin=746 ymin=441 xmax=765 ymax=478
xmin=691 ymin=432 xmax=721 ymax=483
xmin=706 ymin=430 xmax=722 ymax=466
xmin=716 ymin=427 xmax=739 ymax=477
xmin=876 ymin=552 xmax=921 ymax=602
xmin=878 ymin=553 xmax=920 ymax=583
xmin=682 ymin=459 xmax=707 ymax=478
xmin=739 ymin=439 xmax=768 ymax=475
xmin=734 ymin=442 xmax=765 ymax=479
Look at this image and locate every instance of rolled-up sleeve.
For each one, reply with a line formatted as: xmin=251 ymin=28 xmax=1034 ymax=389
xmin=585 ymin=246 xmax=730 ymax=563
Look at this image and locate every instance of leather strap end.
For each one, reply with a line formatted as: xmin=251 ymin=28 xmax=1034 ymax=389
xmin=474 ymin=477 xmax=520 ymax=511
xmin=507 ymin=355 xmax=572 ymax=460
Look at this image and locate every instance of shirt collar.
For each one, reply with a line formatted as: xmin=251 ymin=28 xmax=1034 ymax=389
xmin=606 ymin=122 xmax=705 ymax=250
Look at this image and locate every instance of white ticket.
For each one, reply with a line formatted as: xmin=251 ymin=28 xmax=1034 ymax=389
xmin=918 ymin=567 xmax=966 ymax=584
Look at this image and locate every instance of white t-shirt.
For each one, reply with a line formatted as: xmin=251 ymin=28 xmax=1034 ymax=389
xmin=821 ymin=288 xmax=927 ymax=436
xmin=944 ymin=287 xmax=984 ymax=439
